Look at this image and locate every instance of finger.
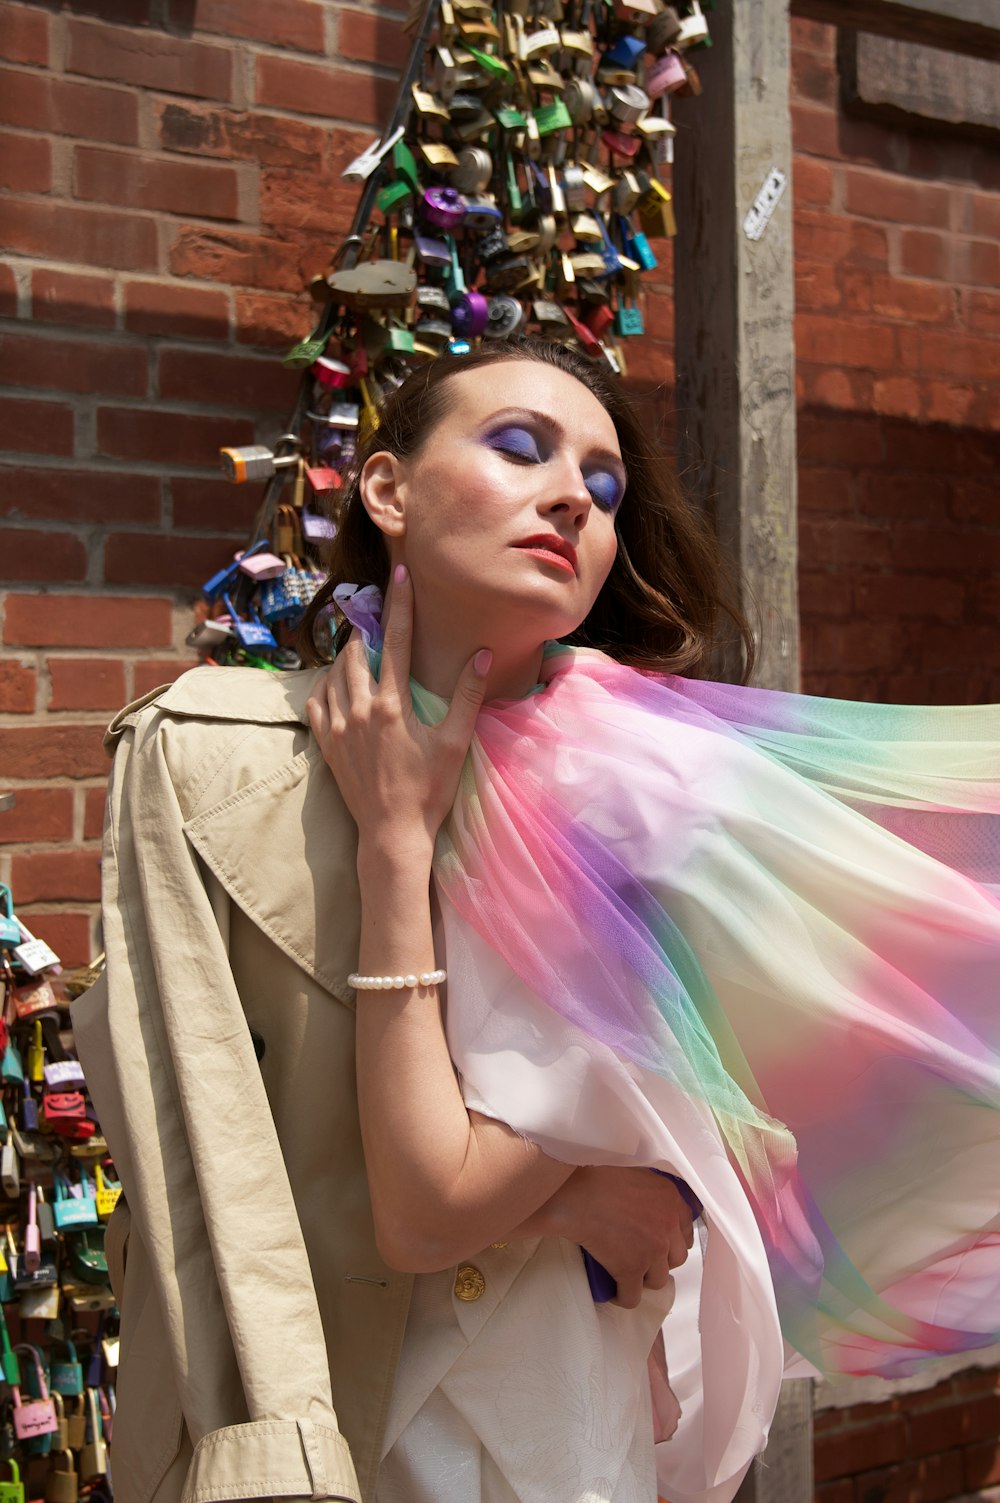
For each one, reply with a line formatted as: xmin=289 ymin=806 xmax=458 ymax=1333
xmin=642 ymin=1256 xmax=672 ymax=1291
xmin=340 ymin=628 xmax=374 ymax=704
xmin=666 ymin=1231 xmax=690 ymax=1271
xmin=306 ymin=689 xmax=329 ymax=744
xmin=379 ymin=563 xmax=413 ymax=702
xmin=612 ymin=1275 xmax=643 ymax=1311
xmin=442 ymin=648 xmax=492 ymax=748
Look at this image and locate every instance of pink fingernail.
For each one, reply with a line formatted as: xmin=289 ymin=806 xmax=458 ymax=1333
xmin=474 ymin=649 xmax=492 ymax=675
xmin=394 ymin=563 xmax=408 ymax=586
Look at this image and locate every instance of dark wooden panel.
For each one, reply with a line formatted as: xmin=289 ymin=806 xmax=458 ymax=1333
xmin=792 ymin=0 xmax=1000 ymax=61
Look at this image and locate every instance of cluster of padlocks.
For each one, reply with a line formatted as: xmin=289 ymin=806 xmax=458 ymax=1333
xmin=192 ymin=0 xmax=712 ymax=667
xmin=0 ymin=884 xmax=116 ymax=1503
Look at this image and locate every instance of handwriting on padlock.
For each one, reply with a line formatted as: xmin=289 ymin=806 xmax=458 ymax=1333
xmin=342 ymin=125 xmax=405 ymax=183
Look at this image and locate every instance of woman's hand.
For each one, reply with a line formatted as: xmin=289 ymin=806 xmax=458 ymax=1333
xmin=518 ymin=1166 xmax=696 ymax=1309
xmin=306 ymin=565 xmax=492 ymax=866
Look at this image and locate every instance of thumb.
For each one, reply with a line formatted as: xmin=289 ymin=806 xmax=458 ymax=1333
xmin=444 ymin=647 xmax=492 ymax=743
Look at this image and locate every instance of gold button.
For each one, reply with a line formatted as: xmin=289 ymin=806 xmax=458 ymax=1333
xmin=454 ymin=1264 xmax=486 ymax=1301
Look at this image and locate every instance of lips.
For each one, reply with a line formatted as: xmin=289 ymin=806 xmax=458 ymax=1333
xmin=513 ymin=533 xmax=578 ymax=574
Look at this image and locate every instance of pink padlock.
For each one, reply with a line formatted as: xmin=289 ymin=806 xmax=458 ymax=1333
xmin=422 ymin=186 xmax=467 ymax=231
xmin=11 ymin=1345 xmax=59 ymax=1441
xmin=311 ymin=356 xmax=352 ymax=390
xmin=450 ymin=290 xmax=489 ymax=339
xmin=646 ymin=50 xmax=687 ymax=98
xmin=238 ymin=549 xmax=286 ymax=581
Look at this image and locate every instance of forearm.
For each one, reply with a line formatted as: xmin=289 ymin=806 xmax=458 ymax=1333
xmin=355 ymin=844 xmax=571 ymax=1271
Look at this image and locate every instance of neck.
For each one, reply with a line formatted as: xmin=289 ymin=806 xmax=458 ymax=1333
xmin=381 ymin=578 xmax=547 ymax=703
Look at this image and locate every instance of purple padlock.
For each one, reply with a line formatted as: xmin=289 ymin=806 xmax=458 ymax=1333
xmin=450 ymin=290 xmax=489 ymax=339
xmin=422 ymin=186 xmax=467 ymax=231
xmin=646 ymin=50 xmax=687 ymax=98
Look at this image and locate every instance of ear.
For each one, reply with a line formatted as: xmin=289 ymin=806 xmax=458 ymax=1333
xmin=359 ymin=451 xmax=407 ymax=538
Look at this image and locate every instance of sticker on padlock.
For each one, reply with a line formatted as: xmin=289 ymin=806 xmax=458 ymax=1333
xmin=49 ymin=1339 xmax=83 ymax=1399
xmin=42 ymin=1059 xmax=86 ymax=1092
xmin=52 ymin=1171 xmax=98 ymax=1231
xmin=11 ymin=935 xmax=60 ymax=976
xmin=221 ymin=595 xmax=278 ymax=654
xmin=11 ymin=974 xmax=58 ymax=1022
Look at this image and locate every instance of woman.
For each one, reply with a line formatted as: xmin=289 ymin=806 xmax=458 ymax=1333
xmin=76 ymin=339 xmax=1000 ymax=1503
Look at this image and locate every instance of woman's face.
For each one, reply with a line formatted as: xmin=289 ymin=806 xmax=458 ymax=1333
xmin=367 ymin=361 xmax=626 ymax=643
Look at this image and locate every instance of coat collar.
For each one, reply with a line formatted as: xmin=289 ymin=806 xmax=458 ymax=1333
xmin=117 ymin=666 xmax=362 ymax=1007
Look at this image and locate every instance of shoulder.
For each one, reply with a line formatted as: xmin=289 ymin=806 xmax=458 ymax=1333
xmin=105 ymin=664 xmax=329 ymax=750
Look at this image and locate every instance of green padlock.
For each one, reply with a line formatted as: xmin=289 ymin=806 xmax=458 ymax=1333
xmin=0 ymin=1459 xmax=24 ymax=1503
xmin=49 ymin=1340 xmax=83 ymax=1399
xmin=534 ymin=100 xmax=573 ymax=135
xmin=392 ymin=139 xmax=421 ymax=197
xmin=386 ymin=326 xmax=415 ymax=354
xmin=614 ymin=301 xmax=645 ymax=337
xmin=376 ymin=178 xmax=411 ymax=215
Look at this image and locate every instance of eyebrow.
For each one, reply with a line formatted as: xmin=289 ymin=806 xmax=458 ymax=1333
xmin=480 ymin=406 xmax=627 ymax=477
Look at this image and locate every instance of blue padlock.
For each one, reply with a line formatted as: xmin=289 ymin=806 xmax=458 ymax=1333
xmin=222 ymin=595 xmax=278 ymax=653
xmin=601 ymin=33 xmax=646 ymax=69
xmin=0 ymin=887 xmax=21 ymax=947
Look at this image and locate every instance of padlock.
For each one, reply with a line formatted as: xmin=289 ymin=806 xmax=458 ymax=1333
xmin=51 ymin=1170 xmax=98 ymax=1232
xmin=614 ymin=297 xmax=645 ymax=336
xmin=50 ymin=1393 xmax=68 ymax=1451
xmin=477 ymin=223 xmax=509 ymax=263
xmin=44 ymin=1449 xmax=77 ymax=1503
xmin=64 ymin=1398 xmax=85 ymax=1453
xmin=638 ymin=177 xmax=678 ymax=238
xmin=534 ymin=100 xmax=573 ymax=136
xmin=646 ymin=49 xmax=687 ymax=98
xmin=49 ymin=1339 xmax=83 ymax=1398
xmin=584 ymin=303 xmax=615 ymax=339
xmin=413 ymin=230 xmax=451 ymax=268
xmin=217 ymin=445 xmax=297 ymax=485
xmin=21 ymin=1080 xmax=38 ymax=1133
xmin=0 ymin=1309 xmax=19 ymax=1388
xmin=28 ymin=1020 xmax=44 ymax=1083
xmin=10 ymin=1347 xmax=58 ymax=1441
xmin=1 ymin=1130 xmax=19 ymax=1199
xmin=628 ymin=228 xmax=658 ymax=270
xmin=612 ymin=169 xmax=643 ymax=214
xmin=648 ymin=5 xmax=682 ymax=53
xmin=94 ymin=1164 xmax=121 ymax=1223
xmin=221 ymin=595 xmax=278 ymax=654
xmin=675 ymin=0 xmax=709 ymax=48
xmin=462 ymin=195 xmax=503 ymax=230
xmin=23 ymin=1182 xmax=40 ymax=1273
xmin=602 ymin=32 xmax=645 ymax=70
xmin=0 ymin=1460 xmax=23 ymax=1503
xmin=0 ymin=887 xmax=21 ymax=947
xmin=450 ymin=290 xmax=489 ymax=338
xmin=79 ymin=1390 xmax=107 ymax=1481
xmin=325 ymin=260 xmax=417 ymax=310
xmin=421 ymin=186 xmax=467 ymax=231
xmin=451 ymin=145 xmax=492 ymax=194
xmin=484 ymin=294 xmax=525 ymax=338
xmin=10 ymin=974 xmax=58 ymax=1021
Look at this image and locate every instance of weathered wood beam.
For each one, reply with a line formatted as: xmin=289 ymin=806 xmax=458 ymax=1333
xmin=672 ymin=0 xmax=800 ymax=693
xmin=735 ymin=1378 xmax=815 ymax=1503
xmin=791 ymin=0 xmax=1000 ymax=62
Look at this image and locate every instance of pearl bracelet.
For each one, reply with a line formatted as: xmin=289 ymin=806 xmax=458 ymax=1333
xmin=348 ymin=969 xmax=447 ymax=991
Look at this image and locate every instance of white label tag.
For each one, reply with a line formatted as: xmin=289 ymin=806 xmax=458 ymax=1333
xmin=342 ymin=125 xmax=406 ymax=183
xmin=13 ymin=938 xmax=60 ymax=975
xmin=743 ymin=166 xmax=788 ymax=241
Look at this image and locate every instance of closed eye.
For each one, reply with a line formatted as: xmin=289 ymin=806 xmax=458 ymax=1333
xmin=586 ymin=472 xmax=624 ymax=512
xmin=483 ymin=426 xmax=541 ymax=463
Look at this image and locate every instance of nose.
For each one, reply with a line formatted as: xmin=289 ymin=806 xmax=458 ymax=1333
xmin=540 ymin=455 xmax=593 ymax=527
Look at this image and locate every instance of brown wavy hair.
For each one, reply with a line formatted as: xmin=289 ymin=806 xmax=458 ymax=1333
xmin=299 ymin=338 xmax=754 ymax=682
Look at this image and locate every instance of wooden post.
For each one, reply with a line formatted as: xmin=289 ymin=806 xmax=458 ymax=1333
xmin=671 ymin=0 xmax=800 ymax=693
xmin=735 ymin=1379 xmax=815 ymax=1503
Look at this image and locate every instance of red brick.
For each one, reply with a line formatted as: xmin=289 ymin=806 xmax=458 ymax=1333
xmin=871 ymin=377 xmax=922 ymax=421
xmin=96 ymin=406 xmax=255 ymax=467
xmin=794 ymin=210 xmax=889 ymax=268
xmin=800 ymin=517 xmax=892 ymax=568
xmin=4 ymin=594 xmax=173 ymax=649
xmin=0 ymin=330 xmax=146 ymax=398
xmin=83 ymin=785 xmax=107 ymax=842
xmin=858 ymin=472 xmax=949 ymax=519
xmin=22 ymin=911 xmax=94 ymax=966
xmin=0 ymin=69 xmax=139 ymax=146
xmin=11 ymin=850 xmax=102 ymax=904
xmin=132 ymin=657 xmax=197 ymax=696
xmin=169 ymin=226 xmax=302 ymax=291
xmin=854 ymin=574 xmax=964 ymax=620
xmin=67 ymin=18 xmax=232 ymax=101
xmin=882 ymin=423 xmax=966 ymax=473
xmin=958 ymin=238 xmax=1000 ymax=290
xmin=169 ymin=0 xmax=325 ymax=52
xmin=0 ymin=396 xmax=74 ymax=456
xmin=124 ymin=280 xmax=229 ymax=339
xmin=812 ymin=1406 xmax=902 ymax=1478
xmin=796 ymin=315 xmax=895 ymax=371
xmin=235 ymin=291 xmax=309 ymax=348
xmin=852 ymin=274 xmax=955 ymax=325
xmin=158 ymin=347 xmax=295 ymax=411
xmin=791 ymin=103 xmax=839 ymax=159
xmin=899 ymin=230 xmax=949 ymax=282
xmin=798 ymin=465 xmax=853 ymax=514
xmin=798 ymin=412 xmax=884 ymax=467
xmin=0 ymin=528 xmax=88 ymax=583
xmin=103 ymin=532 xmax=244 ymax=588
xmin=968 ymin=191 xmax=1000 ymax=241
xmin=336 ymin=9 xmax=410 ymax=68
xmin=792 ymin=158 xmax=834 ymax=212
xmin=844 ymin=170 xmax=950 ymax=228
xmin=156 ymin=102 xmax=325 ymax=169
xmin=260 ymin=164 xmax=358 ymax=237
xmin=0 ymin=197 xmax=157 ymax=269
xmin=32 ymin=268 xmax=116 ymax=329
xmin=950 ymin=476 xmax=997 ymax=523
xmin=0 ymin=129 xmax=51 ymax=192
xmin=169 ymin=474 xmax=258 ymax=532
xmin=789 ymin=17 xmax=835 ymax=55
xmin=0 ymin=467 xmax=160 ymax=526
xmin=0 ymin=660 xmax=36 ymax=713
xmin=0 ymin=261 xmax=16 ymax=316
xmin=924 ymin=382 xmax=984 ymax=431
xmin=255 ymin=54 xmax=397 ymax=126
xmin=910 ymin=330 xmax=1000 ymax=384
xmin=791 ymin=45 xmax=837 ymax=106
xmin=0 ymin=4 xmax=49 ymax=66
xmin=963 ymin=289 xmax=1000 ymax=338
xmin=815 ymin=1480 xmax=854 ymax=1503
xmin=966 ymin=1440 xmax=1000 ymax=1490
xmin=74 ymin=145 xmax=239 ymax=221
xmin=838 ymin=118 xmax=900 ymax=174
xmin=797 ymin=570 xmax=853 ymax=617
xmin=0 ymin=787 xmax=73 ymax=843
xmin=47 ymin=656 xmax=127 ymax=711
xmin=806 ymin=617 xmax=905 ymax=676
xmin=858 ymin=1450 xmax=963 ymax=1503
xmin=799 ymin=364 xmax=873 ymax=412
xmin=893 ymin=527 xmax=1000 ymax=573
xmin=0 ymin=723 xmax=107 ymax=778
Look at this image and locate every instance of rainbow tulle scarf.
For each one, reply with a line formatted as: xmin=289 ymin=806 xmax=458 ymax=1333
xmin=348 ymin=596 xmax=1000 ymax=1397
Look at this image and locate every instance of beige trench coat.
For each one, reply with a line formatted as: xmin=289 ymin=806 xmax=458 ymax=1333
xmin=72 ymin=664 xmax=418 ymax=1503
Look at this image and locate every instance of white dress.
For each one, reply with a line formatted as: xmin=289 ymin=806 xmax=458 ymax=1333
xmin=376 ymin=1236 xmax=676 ymax=1503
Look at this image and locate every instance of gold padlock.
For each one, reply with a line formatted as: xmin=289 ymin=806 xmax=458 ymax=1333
xmin=44 ymin=1450 xmax=77 ymax=1503
xmin=64 ymin=1395 xmax=86 ymax=1452
xmin=79 ymin=1390 xmax=107 ymax=1481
